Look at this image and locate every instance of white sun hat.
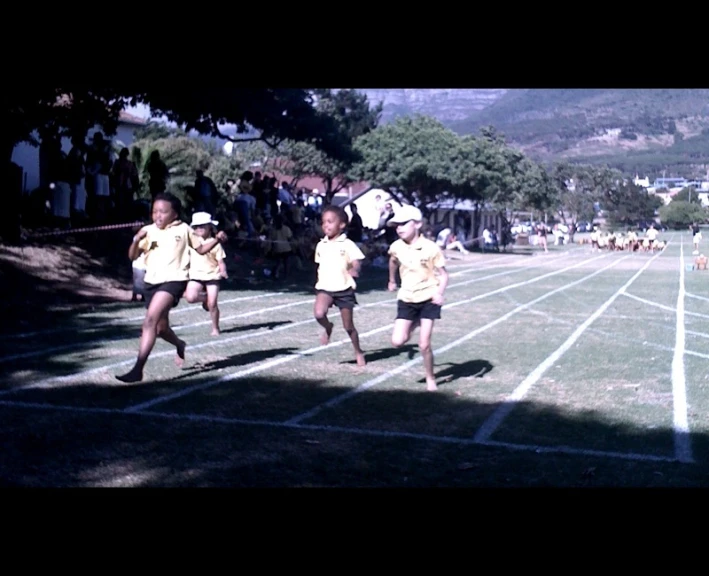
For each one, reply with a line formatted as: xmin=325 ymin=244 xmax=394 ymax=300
xmin=190 ymin=212 xmax=218 ymax=227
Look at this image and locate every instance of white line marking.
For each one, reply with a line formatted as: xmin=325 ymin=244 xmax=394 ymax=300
xmin=473 ymin=244 xmax=668 ymax=444
xmin=285 ymin=254 xmax=621 ymax=425
xmin=685 ymin=292 xmax=709 ymax=303
xmin=686 ymin=330 xmax=709 ymax=340
xmin=621 ymin=293 xmax=709 ymax=319
xmin=0 ymin=252 xmax=567 ymax=385
xmin=122 ymin=323 xmax=397 ymax=413
xmin=476 ymin=440 xmax=676 ymax=463
xmin=0 ymin=252 xmax=563 ymax=364
xmin=124 ymin=253 xmax=609 ymax=414
xmin=2 ymin=292 xmax=285 ymax=340
xmin=0 ymin=298 xmax=312 ymax=364
xmin=0 ymin=399 xmax=681 ymax=464
xmin=640 ymin=342 xmax=709 ymax=360
xmin=671 ymin=242 xmax=692 ymax=463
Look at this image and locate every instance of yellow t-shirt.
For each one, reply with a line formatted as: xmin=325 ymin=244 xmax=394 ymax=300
xmin=189 ymin=236 xmax=226 ymax=281
xmin=138 ymin=220 xmax=199 ymax=284
xmin=314 ymin=234 xmax=365 ymax=292
xmin=388 ymin=235 xmax=446 ymax=303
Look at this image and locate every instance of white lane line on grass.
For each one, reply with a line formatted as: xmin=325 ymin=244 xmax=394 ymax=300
xmin=0 ymin=298 xmax=312 ymax=364
xmin=473 ymin=243 xmax=669 ymax=445
xmin=0 ymin=399 xmax=680 ymax=464
xmin=621 ymin=292 xmax=709 ymax=319
xmin=671 ymin=242 xmax=692 ymax=463
xmin=685 ymin=292 xmax=709 ymax=303
xmin=2 ymin=292 xmax=285 ymax=340
xmin=686 ymin=330 xmax=709 ymax=340
xmin=1 ymin=256 xmax=562 ymax=395
xmin=0 ymin=252 xmax=564 ymax=365
xmin=284 ymin=254 xmax=619 ymax=425
xmin=0 ymin=251 xmax=566 ymax=377
xmin=124 ymin=253 xmax=609 ymax=414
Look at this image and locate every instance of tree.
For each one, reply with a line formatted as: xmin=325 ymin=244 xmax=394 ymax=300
xmin=549 ymin=162 xmax=615 ymax=238
xmin=349 ymin=115 xmax=460 ymax=216
xmin=275 ymin=89 xmax=383 ymax=204
xmin=659 ymin=201 xmax=708 ymax=229
xmin=5 ymin=88 xmax=132 ymax=164
xmin=602 ymin=180 xmax=663 ymax=229
xmin=672 ymin=186 xmax=702 ymax=204
xmin=129 ymin=88 xmax=361 ymax=164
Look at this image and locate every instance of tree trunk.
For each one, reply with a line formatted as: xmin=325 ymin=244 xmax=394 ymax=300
xmin=473 ymin=201 xmax=481 ymax=250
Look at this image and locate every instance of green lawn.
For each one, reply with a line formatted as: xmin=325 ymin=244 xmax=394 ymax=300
xmin=1 ymin=233 xmax=708 ymax=487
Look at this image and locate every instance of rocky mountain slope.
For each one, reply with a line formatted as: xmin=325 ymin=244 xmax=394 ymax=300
xmin=360 ymin=88 xmax=709 ymax=177
xmin=361 ymin=89 xmax=507 ymax=123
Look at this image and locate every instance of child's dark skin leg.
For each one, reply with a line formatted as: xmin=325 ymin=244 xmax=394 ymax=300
xmin=313 ymin=291 xmax=335 ymax=345
xmin=339 ymin=307 xmax=365 ymax=366
xmin=116 ymin=292 xmax=186 ymax=383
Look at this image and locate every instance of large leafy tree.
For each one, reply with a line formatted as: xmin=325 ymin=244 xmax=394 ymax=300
xmin=128 ymin=88 xmax=359 ymax=164
xmin=6 ymin=88 xmax=362 ymax=166
xmin=602 ymin=180 xmax=663 ymax=229
xmin=276 ymin=89 xmax=383 ymax=204
xmin=549 ymin=161 xmax=608 ymax=235
xmin=659 ymin=200 xmax=708 ymax=229
xmin=349 ymin=114 xmax=460 ymax=216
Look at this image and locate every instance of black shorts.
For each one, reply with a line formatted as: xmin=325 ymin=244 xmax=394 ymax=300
xmin=317 ymin=288 xmax=358 ymax=310
xmin=142 ymin=281 xmax=187 ymax=309
xmin=397 ymin=299 xmax=441 ymax=321
xmin=189 ymin=279 xmax=222 ymax=289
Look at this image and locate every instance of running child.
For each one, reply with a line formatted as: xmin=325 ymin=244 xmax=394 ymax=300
xmin=183 ymin=211 xmax=228 ymax=336
xmin=313 ymin=205 xmax=367 ymax=366
xmin=116 ymin=193 xmax=227 ymax=383
xmin=387 ymin=205 xmax=449 ymax=391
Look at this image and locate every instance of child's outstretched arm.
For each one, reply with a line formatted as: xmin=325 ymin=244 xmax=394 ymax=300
xmin=195 ymin=230 xmax=228 ymax=255
xmin=432 ymin=265 xmax=449 ymax=305
xmin=388 ymin=256 xmax=399 ymax=291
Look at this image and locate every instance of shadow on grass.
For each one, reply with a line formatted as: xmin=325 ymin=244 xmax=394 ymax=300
xmin=0 ymin=319 xmax=299 ymax=389
xmin=340 ymin=344 xmax=418 ymax=365
xmin=0 ymin=369 xmax=707 ymax=487
xmin=171 ymin=347 xmax=300 ymax=381
xmin=219 ymin=320 xmax=293 ymax=334
xmin=416 ymin=359 xmax=494 ymax=385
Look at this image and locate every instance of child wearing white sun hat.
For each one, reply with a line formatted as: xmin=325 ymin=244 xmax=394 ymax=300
xmin=184 ymin=212 xmax=229 ymax=335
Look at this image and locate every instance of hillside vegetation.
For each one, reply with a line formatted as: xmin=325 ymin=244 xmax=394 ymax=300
xmin=448 ymin=89 xmax=709 ymax=177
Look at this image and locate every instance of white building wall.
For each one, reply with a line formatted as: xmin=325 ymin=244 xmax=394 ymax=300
xmin=11 ymin=123 xmax=141 ymax=193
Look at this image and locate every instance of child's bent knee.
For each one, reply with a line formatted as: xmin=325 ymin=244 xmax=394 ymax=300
xmin=391 ymin=335 xmax=406 ymax=347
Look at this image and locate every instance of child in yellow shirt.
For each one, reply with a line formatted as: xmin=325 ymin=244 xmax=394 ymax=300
xmin=117 ymin=194 xmax=227 ymax=383
xmin=313 ymin=205 xmax=366 ymax=366
xmin=184 ymin=212 xmax=228 ymax=336
xmin=387 ymin=205 xmax=449 ymax=391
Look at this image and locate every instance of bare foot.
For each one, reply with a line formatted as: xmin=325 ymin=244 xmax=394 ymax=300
xmin=426 ymin=378 xmax=438 ymax=391
xmin=319 ymin=321 xmax=334 ymax=345
xmin=175 ymin=340 xmax=186 ymax=367
xmin=210 ymin=329 xmax=220 ymax=336
xmin=355 ymin=352 xmax=366 ymax=367
xmin=116 ymin=370 xmax=143 ymax=383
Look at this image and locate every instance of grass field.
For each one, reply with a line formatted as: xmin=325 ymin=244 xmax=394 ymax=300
xmin=1 ymin=233 xmax=707 ymax=487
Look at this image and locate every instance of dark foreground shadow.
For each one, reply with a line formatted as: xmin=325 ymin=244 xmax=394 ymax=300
xmin=416 ymin=359 xmax=494 ymax=386
xmin=0 ymin=369 xmax=707 ymax=488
